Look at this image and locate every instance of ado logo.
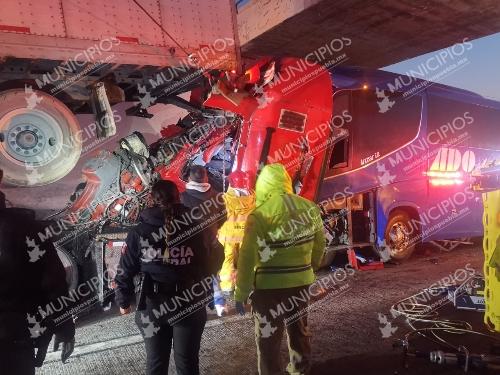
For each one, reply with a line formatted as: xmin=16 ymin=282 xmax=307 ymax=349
xmin=430 ymin=147 xmax=476 ymax=173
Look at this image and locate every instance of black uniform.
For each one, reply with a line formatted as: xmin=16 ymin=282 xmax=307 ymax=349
xmin=0 ymin=190 xmax=5 ymax=210
xmin=181 ymin=185 xmax=226 ymax=309
xmin=0 ymin=208 xmax=74 ymax=375
xmin=115 ymin=205 xmax=215 ymax=375
xmin=180 ymin=185 xmax=226 ymax=239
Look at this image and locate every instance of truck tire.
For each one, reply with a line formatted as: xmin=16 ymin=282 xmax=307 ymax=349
xmin=385 ymin=210 xmax=418 ymax=260
xmin=0 ymin=88 xmax=81 ymax=186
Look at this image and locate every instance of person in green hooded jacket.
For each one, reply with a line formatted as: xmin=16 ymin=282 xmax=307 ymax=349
xmin=234 ymin=163 xmax=325 ymax=375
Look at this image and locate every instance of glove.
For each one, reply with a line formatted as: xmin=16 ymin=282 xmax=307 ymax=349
xmin=33 ymin=330 xmax=52 ymax=367
xmin=32 ymin=317 xmax=55 ymax=367
xmin=53 ymin=318 xmax=75 ymax=364
xmin=120 ymin=306 xmax=132 ymax=315
xmin=235 ymin=301 xmax=246 ymax=316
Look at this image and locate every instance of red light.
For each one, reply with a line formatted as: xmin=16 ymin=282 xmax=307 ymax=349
xmin=426 ymin=170 xmax=462 ymax=178
xmin=430 ymin=178 xmax=464 ymax=186
xmin=427 ymin=170 xmax=465 ymax=185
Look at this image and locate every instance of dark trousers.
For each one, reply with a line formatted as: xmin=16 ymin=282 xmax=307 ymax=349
xmin=0 ymin=341 xmax=35 ymax=375
xmin=136 ymin=306 xmax=207 ymax=375
xmin=251 ymin=286 xmax=312 ymax=375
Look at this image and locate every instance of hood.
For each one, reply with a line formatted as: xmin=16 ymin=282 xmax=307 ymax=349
xmin=255 ymin=164 xmax=293 ymax=206
xmin=182 ymin=187 xmax=216 ymax=202
xmin=139 ymin=207 xmax=165 ymax=226
xmin=223 ymin=187 xmax=256 ymax=215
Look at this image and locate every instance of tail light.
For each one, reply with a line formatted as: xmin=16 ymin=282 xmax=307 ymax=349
xmin=426 ymin=170 xmax=464 ymax=186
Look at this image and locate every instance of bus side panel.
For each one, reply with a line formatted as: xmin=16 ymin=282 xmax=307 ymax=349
xmin=424 ymin=147 xmax=500 ymax=241
xmin=424 ymin=89 xmax=500 ymax=241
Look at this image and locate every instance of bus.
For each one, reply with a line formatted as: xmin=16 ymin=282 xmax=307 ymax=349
xmin=317 ymin=66 xmax=500 ymax=260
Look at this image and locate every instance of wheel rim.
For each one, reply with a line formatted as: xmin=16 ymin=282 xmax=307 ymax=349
xmin=388 ymin=222 xmax=411 ymax=256
xmin=0 ymin=88 xmax=82 ymax=186
xmin=0 ymin=108 xmax=64 ymax=166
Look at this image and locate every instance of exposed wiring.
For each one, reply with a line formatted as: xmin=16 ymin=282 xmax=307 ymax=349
xmin=403 ymin=327 xmax=500 ymax=348
xmin=390 ymin=283 xmax=500 ymax=353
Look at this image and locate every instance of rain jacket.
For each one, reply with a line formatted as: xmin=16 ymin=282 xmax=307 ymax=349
xmin=217 ymin=187 xmax=256 ymax=291
xmin=234 ymin=164 xmax=325 ymax=302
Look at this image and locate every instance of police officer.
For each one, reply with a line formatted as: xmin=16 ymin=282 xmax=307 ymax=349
xmin=0 ymin=169 xmax=75 ymax=375
xmin=234 ymin=164 xmax=325 ymax=375
xmin=115 ymin=180 xmax=219 ymax=375
xmin=181 ymin=165 xmax=227 ymax=316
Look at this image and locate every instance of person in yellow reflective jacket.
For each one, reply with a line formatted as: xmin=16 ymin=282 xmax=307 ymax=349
xmin=234 ymin=163 xmax=325 ymax=375
xmin=218 ymin=171 xmax=256 ymax=293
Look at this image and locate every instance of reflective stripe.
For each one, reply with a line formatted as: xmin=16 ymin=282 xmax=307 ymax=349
xmin=267 ymin=234 xmax=315 ymax=249
xmin=256 ymin=264 xmax=312 ymax=274
xmin=283 ymin=194 xmax=298 ymax=214
xmin=220 ymin=235 xmax=245 ymax=242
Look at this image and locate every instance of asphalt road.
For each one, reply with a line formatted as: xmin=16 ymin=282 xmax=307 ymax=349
xmin=36 ymin=243 xmax=498 ymax=375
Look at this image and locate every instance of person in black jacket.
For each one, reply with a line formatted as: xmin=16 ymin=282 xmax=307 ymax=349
xmin=180 ymin=165 xmax=226 ymax=238
xmin=180 ymin=165 xmax=227 ymax=316
xmin=115 ymin=180 xmax=217 ymax=375
xmin=0 ymin=170 xmax=75 ymax=375
xmin=0 ymin=169 xmax=6 ymax=210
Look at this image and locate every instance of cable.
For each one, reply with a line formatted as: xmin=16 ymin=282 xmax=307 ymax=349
xmin=132 ymin=0 xmax=190 ymax=56
xmin=390 ymin=282 xmax=499 ymax=352
xmin=404 ymin=327 xmax=500 ymax=348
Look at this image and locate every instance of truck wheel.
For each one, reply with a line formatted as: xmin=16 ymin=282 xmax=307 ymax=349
xmin=0 ymin=88 xmax=81 ymax=186
xmin=385 ymin=210 xmax=418 ymax=260
xmin=56 ymin=245 xmax=79 ymax=290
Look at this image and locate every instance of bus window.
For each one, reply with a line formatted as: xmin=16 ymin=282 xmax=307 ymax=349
xmin=327 ymin=90 xmax=351 ymax=174
xmin=428 ymin=94 xmax=499 ymax=149
xmin=333 ymin=91 xmax=350 ymax=117
xmin=329 ymin=138 xmax=349 ymax=169
xmin=351 ymin=90 xmax=422 ymax=169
